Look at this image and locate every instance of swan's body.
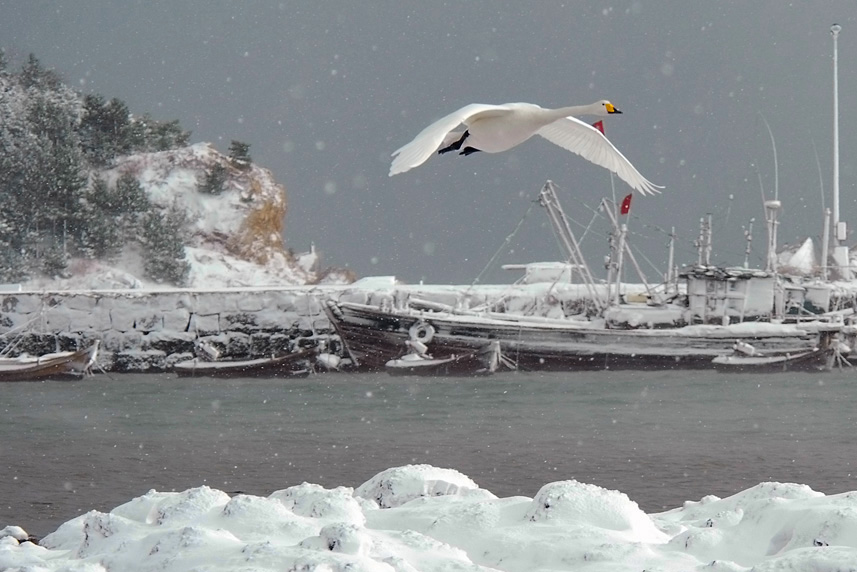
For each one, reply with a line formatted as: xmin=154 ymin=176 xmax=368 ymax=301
xmin=389 ymin=100 xmax=662 ymax=195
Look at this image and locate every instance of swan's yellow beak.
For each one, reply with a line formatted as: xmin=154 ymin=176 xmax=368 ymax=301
xmin=605 ymin=103 xmax=622 ymax=114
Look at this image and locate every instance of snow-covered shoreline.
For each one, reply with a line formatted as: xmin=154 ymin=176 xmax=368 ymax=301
xmin=2 ymin=274 xmax=853 ymax=372
xmin=2 ymin=464 xmax=855 ymax=571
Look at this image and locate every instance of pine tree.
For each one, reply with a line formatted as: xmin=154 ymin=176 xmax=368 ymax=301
xmin=85 ymin=177 xmax=117 ymax=214
xmin=24 ymin=93 xmax=87 ymax=245
xmin=151 ymin=119 xmax=190 ymax=151
xmin=42 ymin=240 xmax=69 ymax=278
xmin=19 ymin=54 xmax=61 ymax=90
xmin=123 ymin=114 xmax=191 ymax=153
xmin=0 ymin=50 xmax=199 ymax=281
xmin=114 ymin=172 xmax=150 ymax=231
xmin=78 ymin=178 xmax=123 ymax=261
xmin=79 ymin=94 xmax=132 ymax=166
xmin=228 ymin=140 xmax=252 ymax=170
xmin=0 ymin=218 xmax=26 ymax=283
xmin=141 ymin=203 xmax=190 ymax=285
xmin=198 ymin=163 xmax=228 ymax=195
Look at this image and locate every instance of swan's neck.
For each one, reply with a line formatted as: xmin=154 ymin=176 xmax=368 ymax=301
xmin=546 ymin=104 xmax=600 ymax=120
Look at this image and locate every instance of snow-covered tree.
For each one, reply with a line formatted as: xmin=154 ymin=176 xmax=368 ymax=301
xmin=0 ymin=216 xmax=27 ymax=283
xmin=114 ymin=172 xmax=151 ymax=230
xmin=42 ymin=240 xmax=70 ymax=278
xmin=126 ymin=114 xmax=191 ymax=153
xmin=19 ymin=54 xmax=61 ymax=91
xmin=24 ymin=92 xmax=87 ymax=240
xmin=77 ymin=178 xmax=123 ymax=261
xmin=0 ymin=50 xmax=197 ymax=280
xmin=198 ymin=162 xmax=228 ymax=195
xmin=141 ymin=202 xmax=190 ymax=286
xmin=228 ymin=140 xmax=252 ymax=170
xmin=79 ymin=94 xmax=132 ymax=166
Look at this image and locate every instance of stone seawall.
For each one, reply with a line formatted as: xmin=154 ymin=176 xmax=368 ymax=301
xmin=0 ymin=287 xmax=342 ymax=372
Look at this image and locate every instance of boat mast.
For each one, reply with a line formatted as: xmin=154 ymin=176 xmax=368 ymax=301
xmin=831 ymin=23 xmax=851 ymax=278
xmin=696 ymin=215 xmax=713 ymax=266
xmin=822 ymin=208 xmax=831 ymax=280
xmin=666 ymin=226 xmax=676 ymax=294
xmin=600 ymin=198 xmax=661 ymax=303
xmin=757 ymin=112 xmax=781 ymax=273
xmin=743 ymin=218 xmax=754 ymax=268
xmin=614 ymin=223 xmax=626 ymax=305
xmin=538 ymin=181 xmax=607 ymax=311
xmin=764 ymin=199 xmax=781 ymax=273
xmin=705 ymin=214 xmax=713 ymax=266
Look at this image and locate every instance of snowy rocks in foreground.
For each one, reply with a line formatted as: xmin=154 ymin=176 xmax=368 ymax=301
xmin=2 ymin=465 xmax=857 ymax=572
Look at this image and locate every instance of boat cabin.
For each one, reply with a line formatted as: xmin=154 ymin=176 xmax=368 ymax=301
xmin=502 ymin=262 xmax=582 ymax=285
xmin=681 ymin=266 xmax=775 ymax=324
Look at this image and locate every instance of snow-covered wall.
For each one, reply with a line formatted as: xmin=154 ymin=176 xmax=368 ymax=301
xmin=0 ymin=287 xmax=338 ymax=371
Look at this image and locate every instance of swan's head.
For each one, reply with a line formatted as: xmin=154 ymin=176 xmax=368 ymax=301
xmin=599 ymin=100 xmax=622 ymax=115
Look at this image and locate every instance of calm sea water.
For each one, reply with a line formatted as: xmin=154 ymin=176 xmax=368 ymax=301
xmin=2 ymin=369 xmax=856 ymax=538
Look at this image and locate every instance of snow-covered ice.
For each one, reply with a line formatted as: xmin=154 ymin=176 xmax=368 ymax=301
xmin=2 ymin=464 xmax=856 ymax=571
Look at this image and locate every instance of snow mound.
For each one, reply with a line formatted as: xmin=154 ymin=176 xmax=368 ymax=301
xmin=525 ymin=480 xmax=666 ymax=540
xmin=354 ymin=464 xmax=484 ymax=508
xmin=270 ymin=482 xmax=366 ymax=523
xmin=4 ymin=466 xmax=857 ymax=571
xmin=0 ymin=526 xmax=28 ymax=542
xmin=657 ymin=482 xmax=857 ymax=567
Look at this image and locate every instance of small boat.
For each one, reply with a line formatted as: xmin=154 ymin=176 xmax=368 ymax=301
xmin=172 ymin=347 xmax=316 ymax=378
xmin=0 ymin=341 xmax=100 ymax=382
xmin=385 ymin=340 xmax=505 ymax=377
xmin=711 ymin=327 xmax=848 ymax=373
xmin=711 ymin=348 xmax=834 ymax=373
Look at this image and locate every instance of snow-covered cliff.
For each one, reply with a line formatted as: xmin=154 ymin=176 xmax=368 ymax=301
xmin=18 ymin=143 xmax=353 ymax=291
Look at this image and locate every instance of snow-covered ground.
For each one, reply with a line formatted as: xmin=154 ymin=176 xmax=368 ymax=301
xmin=1 ymin=464 xmax=855 ymax=571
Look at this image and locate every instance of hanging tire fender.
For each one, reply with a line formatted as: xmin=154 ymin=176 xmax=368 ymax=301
xmin=408 ymin=320 xmax=435 ymax=344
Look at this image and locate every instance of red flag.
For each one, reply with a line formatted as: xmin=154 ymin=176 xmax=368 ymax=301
xmin=592 ymin=120 xmax=605 ymax=134
xmin=620 ymin=193 xmax=632 ymax=215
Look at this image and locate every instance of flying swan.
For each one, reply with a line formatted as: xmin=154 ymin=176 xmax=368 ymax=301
xmin=389 ymin=100 xmax=662 ymax=195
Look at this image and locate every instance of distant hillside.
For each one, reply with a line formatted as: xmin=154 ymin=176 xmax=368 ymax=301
xmin=0 ymin=51 xmax=353 ymax=290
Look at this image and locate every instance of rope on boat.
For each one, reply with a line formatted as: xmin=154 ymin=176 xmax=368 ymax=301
xmin=466 ymin=197 xmax=538 ymax=293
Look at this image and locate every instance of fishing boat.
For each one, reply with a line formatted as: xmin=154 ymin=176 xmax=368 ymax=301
xmin=324 ymin=181 xmax=846 ymax=374
xmin=0 ymin=340 xmax=100 ymax=382
xmin=325 ymin=300 xmax=820 ymax=372
xmin=172 ymin=347 xmax=316 ymax=378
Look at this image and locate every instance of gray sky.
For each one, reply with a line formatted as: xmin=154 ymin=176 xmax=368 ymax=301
xmin=2 ymin=1 xmax=855 ymax=283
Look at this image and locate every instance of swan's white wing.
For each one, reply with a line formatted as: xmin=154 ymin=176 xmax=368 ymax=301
xmin=536 ymin=116 xmax=663 ymax=196
xmin=389 ymin=103 xmax=512 ymax=176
